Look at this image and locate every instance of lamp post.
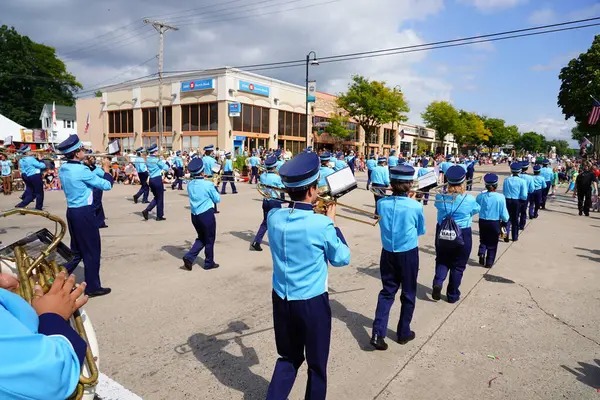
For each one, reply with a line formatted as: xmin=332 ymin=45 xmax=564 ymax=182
xmin=305 ymin=51 xmax=319 ymax=149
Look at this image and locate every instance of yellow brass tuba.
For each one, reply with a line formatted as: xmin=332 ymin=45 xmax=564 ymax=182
xmin=0 ymin=208 xmax=100 ymax=400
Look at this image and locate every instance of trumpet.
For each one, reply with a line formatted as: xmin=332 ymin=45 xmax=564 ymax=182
xmin=0 ymin=208 xmax=99 ymax=400
xmin=369 ymin=185 xmax=454 ymax=204
xmin=256 ymin=184 xmax=380 ymax=226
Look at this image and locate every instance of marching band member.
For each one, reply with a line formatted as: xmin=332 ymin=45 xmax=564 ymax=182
xmin=318 ymin=152 xmax=335 ymax=189
xmin=329 ymin=152 xmax=336 ymax=169
xmin=171 ymin=150 xmax=184 ymax=191
xmin=220 ymin=152 xmax=238 ymax=194
xmin=465 ymin=157 xmax=477 ymax=191
xmin=132 ymin=147 xmax=150 ymax=204
xmin=57 ymin=134 xmax=112 ymax=297
xmin=15 ymin=145 xmax=47 ymax=210
xmin=142 ymin=144 xmax=168 ymax=222
xmin=265 ymin=152 xmax=350 ymax=400
xmin=438 ymin=154 xmax=453 ymax=183
xmin=432 ymin=166 xmax=480 ymax=303
xmin=201 ymin=145 xmax=220 ymax=214
xmin=182 ymin=158 xmax=221 ymax=271
xmin=540 ymin=159 xmax=553 ymax=209
xmin=275 ymin=150 xmax=285 ymax=172
xmin=17 ymin=147 xmax=31 ymax=201
xmin=420 ymin=154 xmax=430 ymax=168
xmin=250 ymin=156 xmax=284 ymax=252
xmin=518 ymin=161 xmax=535 ymax=230
xmin=457 ymin=158 xmax=468 ymax=172
xmin=476 ymin=173 xmax=509 ymax=268
xmin=345 ymin=150 xmax=356 ymax=175
xmin=530 ymin=165 xmax=547 ymax=219
xmin=388 ymin=149 xmax=399 ymax=168
xmin=370 ymin=165 xmax=425 ymax=350
xmin=0 ymin=154 xmax=12 ymax=195
xmin=417 ymin=163 xmax=435 ymax=205
xmin=0 ymin=271 xmax=89 ymax=399
xmin=502 ymin=162 xmax=528 ymax=242
xmin=334 ymin=152 xmax=347 ymax=171
xmin=248 ymin=152 xmax=261 ymax=184
xmin=85 ymin=154 xmax=113 ymax=229
xmin=366 ymin=153 xmax=377 ymax=190
xmin=371 ymin=156 xmax=390 ymax=216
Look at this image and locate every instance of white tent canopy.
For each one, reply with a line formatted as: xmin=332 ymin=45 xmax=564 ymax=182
xmin=0 ymin=113 xmax=27 ymax=142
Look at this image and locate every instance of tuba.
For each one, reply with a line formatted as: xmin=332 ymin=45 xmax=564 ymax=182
xmin=0 ymin=208 xmax=100 ymax=400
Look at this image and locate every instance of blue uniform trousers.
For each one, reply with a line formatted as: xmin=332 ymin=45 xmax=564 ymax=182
xmin=253 ymin=199 xmax=282 ymax=244
xmin=134 ymin=171 xmax=150 ymax=202
xmin=372 ymin=247 xmax=419 ymax=339
xmin=145 ymin=176 xmax=165 ymax=218
xmin=15 ymin=173 xmax=43 ymax=210
xmin=529 ymin=189 xmax=542 ymax=218
xmin=250 ymin=166 xmax=259 ymax=184
xmin=64 ymin=206 xmax=103 ymax=293
xmin=220 ymin=171 xmax=237 ymax=194
xmin=21 ymin=174 xmax=31 ymax=200
xmin=466 ymin=170 xmax=474 ymax=191
xmin=433 ymin=226 xmax=472 ymax=303
xmin=541 ymin=181 xmax=551 ymax=209
xmin=519 ymin=195 xmax=530 ymax=229
xmin=171 ymin=167 xmax=183 ymax=190
xmin=267 ymin=291 xmax=331 ymax=400
xmin=478 ymin=219 xmax=500 ymax=266
xmin=184 ymin=209 xmax=217 ymax=267
xmin=505 ymin=199 xmax=520 ymax=241
xmin=92 ymin=188 xmax=106 ymax=228
xmin=366 ymin=170 xmax=372 ymax=189
xmin=348 ymin=161 xmax=355 ymax=176
xmin=372 ymin=183 xmax=385 ymax=216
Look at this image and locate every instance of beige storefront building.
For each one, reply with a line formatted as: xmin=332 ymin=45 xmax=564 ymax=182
xmin=76 ymin=67 xmax=457 ymax=156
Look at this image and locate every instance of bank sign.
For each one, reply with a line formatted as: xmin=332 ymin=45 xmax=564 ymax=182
xmin=181 ymin=78 xmax=214 ymax=92
xmin=238 ymin=80 xmax=270 ymax=97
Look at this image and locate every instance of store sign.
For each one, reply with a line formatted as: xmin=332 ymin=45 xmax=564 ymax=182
xmin=234 ymin=136 xmax=246 ymax=141
xmin=181 ymin=78 xmax=214 ymax=92
xmin=238 ymin=80 xmax=270 ymax=97
xmin=307 ymin=80 xmax=317 ymax=103
xmin=229 ymin=102 xmax=241 ymax=117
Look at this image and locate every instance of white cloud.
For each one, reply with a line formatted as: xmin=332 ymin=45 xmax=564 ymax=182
xmin=469 ymin=36 xmax=495 ymax=52
xmin=458 ymin=0 xmax=527 ymax=12
xmin=518 ymin=117 xmax=576 ymax=145
xmin=531 ymin=51 xmax=580 ymax=72
xmin=568 ymin=2 xmax=600 ymax=20
xmin=528 ymin=7 xmax=556 ymax=25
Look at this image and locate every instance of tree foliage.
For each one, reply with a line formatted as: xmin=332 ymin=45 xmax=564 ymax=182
xmin=337 ymin=75 xmax=409 ymax=145
xmin=95 ymin=90 xmax=103 ymax=98
xmin=421 ymin=101 xmax=459 ymax=143
xmin=557 ymin=34 xmax=600 ymax=136
xmin=325 ymin=114 xmax=351 ymax=139
xmin=514 ymin=131 xmax=546 ymax=153
xmin=454 ymin=111 xmax=490 ymax=146
xmin=546 ymin=139 xmax=570 ymax=156
xmin=480 ymin=117 xmax=519 ymax=147
xmin=0 ymin=25 xmax=82 ymax=128
xmin=570 ymin=124 xmax=588 ymax=143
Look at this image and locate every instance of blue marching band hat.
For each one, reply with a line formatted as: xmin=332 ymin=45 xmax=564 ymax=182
xmin=225 ymin=151 xmax=232 ymax=157
xmin=135 ymin=146 xmax=145 ymax=153
xmin=510 ymin=162 xmax=522 ymax=172
xmin=533 ymin=165 xmax=541 ymax=173
xmin=398 ymin=158 xmax=406 ymax=164
xmin=369 ymin=153 xmax=376 ymax=159
xmin=176 ymin=150 xmax=181 ymax=156
xmin=446 ymin=165 xmax=466 ymax=185
xmin=18 ymin=144 xmax=31 ymax=154
xmin=445 ymin=154 xmax=452 ymax=160
xmin=57 ymin=134 xmax=84 ymax=154
xmin=390 ymin=149 xmax=397 ymax=155
xmin=265 ymin=156 xmax=278 ymax=168
xmin=188 ymin=158 xmax=204 ymax=174
xmin=484 ymin=173 xmax=498 ymax=185
xmin=203 ymin=144 xmax=214 ymax=152
xmin=336 ymin=151 xmax=344 ymax=158
xmin=146 ymin=144 xmax=158 ymax=154
xmin=378 ymin=156 xmax=387 ymax=163
xmin=191 ymin=153 xmax=199 ymax=159
xmin=521 ymin=161 xmax=530 ymax=170
xmin=319 ymin=152 xmax=331 ymax=161
xmin=390 ymin=165 xmax=415 ymax=182
xmin=542 ymin=158 xmax=550 ymax=165
xmin=279 ymin=152 xmax=320 ymax=191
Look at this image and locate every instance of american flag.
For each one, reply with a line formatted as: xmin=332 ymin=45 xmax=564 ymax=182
xmin=588 ymin=97 xmax=600 ymax=126
xmin=580 ymin=136 xmax=592 ymax=149
xmin=84 ymin=112 xmax=90 ymax=134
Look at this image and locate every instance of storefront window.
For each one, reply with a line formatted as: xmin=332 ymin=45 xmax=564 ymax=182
xmin=278 ymin=111 xmax=307 ymax=137
xmin=108 ymin=110 xmax=134 ymax=134
xmin=142 ymin=107 xmax=172 ymax=133
xmin=233 ymin=104 xmax=269 ymax=134
xmin=383 ymin=128 xmax=395 ymax=145
xmin=181 ymin=103 xmax=218 ymax=132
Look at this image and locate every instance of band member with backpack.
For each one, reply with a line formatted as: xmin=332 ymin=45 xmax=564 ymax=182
xmin=432 ymin=166 xmax=480 ymax=303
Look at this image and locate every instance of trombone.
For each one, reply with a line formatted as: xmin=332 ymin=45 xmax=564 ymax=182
xmin=256 ymin=183 xmax=380 ymax=226
xmin=370 ymin=175 xmax=484 ymax=203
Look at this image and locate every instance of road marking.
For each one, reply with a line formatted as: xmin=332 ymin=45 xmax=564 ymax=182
xmin=96 ymin=372 xmax=143 ymax=400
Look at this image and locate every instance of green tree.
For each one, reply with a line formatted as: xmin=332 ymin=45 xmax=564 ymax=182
xmin=514 ymin=131 xmax=546 ymax=153
xmin=557 ymin=34 xmax=600 ymax=136
xmin=325 ymin=114 xmax=351 ymax=139
xmin=0 ymin=25 xmax=82 ymax=128
xmin=480 ymin=117 xmax=518 ymax=147
xmin=337 ymin=75 xmax=409 ymax=145
xmin=415 ymin=139 xmax=430 ymax=154
xmin=95 ymin=90 xmax=103 ymax=98
xmin=570 ymin=124 xmax=588 ymax=143
xmin=546 ymin=139 xmax=570 ymax=156
xmin=454 ymin=111 xmax=490 ymax=146
xmin=421 ymin=101 xmax=460 ymax=144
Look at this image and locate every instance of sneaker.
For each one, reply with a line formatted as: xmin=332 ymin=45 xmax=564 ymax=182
xmin=432 ymin=285 xmax=442 ymax=301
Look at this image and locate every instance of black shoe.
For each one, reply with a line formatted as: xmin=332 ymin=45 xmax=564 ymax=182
xmin=142 ymin=210 xmax=149 ymax=220
xmin=204 ymin=263 xmax=220 ymax=270
xmin=214 ymin=211 xmax=220 ymax=214
xmin=183 ymin=258 xmax=193 ymax=271
xmin=220 ymin=192 xmax=226 ymax=195
xmin=142 ymin=200 xmax=150 ymax=204
xmin=585 ymin=213 xmax=590 ymax=217
xmin=133 ymin=196 xmax=139 ymax=204
xmin=250 ymin=242 xmax=263 ymax=251
xmin=397 ymin=331 xmax=416 ymax=345
xmin=370 ymin=334 xmax=388 ymax=350
xmin=156 ymin=217 xmax=166 ymax=221
xmin=99 ymin=224 xmax=108 ymax=229
xmin=579 ymin=211 xmax=583 ymax=216
xmin=432 ymin=285 xmax=442 ymax=301
xmin=478 ymin=254 xmax=485 ymax=266
xmin=86 ymin=287 xmax=111 ymax=297
xmin=232 ymin=191 xmax=238 ymax=194
xmin=504 ymin=237 xmax=510 ymax=243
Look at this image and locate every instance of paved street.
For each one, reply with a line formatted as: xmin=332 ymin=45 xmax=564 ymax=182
xmin=1 ymin=164 xmax=599 ymax=400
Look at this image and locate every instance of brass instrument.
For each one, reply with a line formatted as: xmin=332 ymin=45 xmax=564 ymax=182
xmin=369 ymin=185 xmax=455 ymax=204
xmin=256 ymin=184 xmax=380 ymax=226
xmin=212 ymin=170 xmax=223 ymax=187
xmin=0 ymin=208 xmax=99 ymax=400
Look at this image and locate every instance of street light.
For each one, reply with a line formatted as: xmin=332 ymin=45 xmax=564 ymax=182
xmin=306 ymin=51 xmax=319 ymax=148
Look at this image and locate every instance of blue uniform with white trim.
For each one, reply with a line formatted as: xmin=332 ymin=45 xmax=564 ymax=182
xmin=253 ymin=170 xmax=284 ymax=246
xmin=476 ymin=188 xmax=509 ymax=267
xmin=530 ymin=174 xmax=547 ymax=218
xmin=220 ymin=156 xmax=238 ymax=194
xmin=519 ymin=172 xmax=535 ymax=229
xmin=133 ymin=153 xmax=150 ymax=203
xmin=334 ymin=159 xmax=347 ymax=171
xmin=371 ymin=164 xmax=390 ymax=216
xmin=144 ymin=155 xmax=169 ymax=219
xmin=366 ymin=158 xmax=377 ymax=189
xmin=318 ymin=166 xmax=335 ymax=188
xmin=503 ymin=168 xmax=528 ymax=241
xmin=171 ymin=155 xmax=184 ymax=190
xmin=15 ymin=156 xmax=46 ymax=210
xmin=540 ymin=163 xmax=553 ymax=209
xmin=388 ymin=155 xmax=399 ymax=167
xmin=0 ymin=289 xmax=87 ymax=400
xmin=248 ymin=155 xmax=261 ymax=184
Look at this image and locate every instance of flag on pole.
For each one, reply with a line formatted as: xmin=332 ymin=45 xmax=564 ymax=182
xmin=84 ymin=112 xmax=90 ymax=134
xmin=51 ymin=102 xmax=58 ymax=132
xmin=580 ymin=136 xmax=592 ymax=150
xmin=588 ymin=97 xmax=600 ymax=126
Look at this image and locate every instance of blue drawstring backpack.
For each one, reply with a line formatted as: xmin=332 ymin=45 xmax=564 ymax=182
xmin=436 ymin=194 xmax=466 ymax=251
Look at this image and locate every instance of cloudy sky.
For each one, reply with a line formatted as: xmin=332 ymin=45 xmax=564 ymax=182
xmin=3 ymin=0 xmax=600 ymax=145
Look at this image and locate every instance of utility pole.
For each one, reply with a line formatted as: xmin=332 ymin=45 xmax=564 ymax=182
xmin=144 ymin=19 xmax=178 ymax=152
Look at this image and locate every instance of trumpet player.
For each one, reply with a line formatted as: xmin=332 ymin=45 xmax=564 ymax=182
xmin=266 ymin=151 xmax=350 ymax=400
xmin=248 ymin=151 xmax=261 ymax=184
xmin=371 ymin=156 xmax=390 ymax=217
xmin=142 ymin=144 xmax=169 ymax=222
xmin=370 ymin=165 xmax=425 ymax=351
xmin=250 ymin=156 xmax=284 ymax=252
xmin=183 ymin=158 xmax=221 ymax=271
xmin=132 ymin=147 xmax=150 ymax=204
xmin=334 ymin=152 xmax=347 ymax=171
xmin=171 ymin=150 xmax=184 ymax=191
xmin=318 ymin=152 xmax=335 ymax=188
xmin=57 ymin=134 xmax=112 ymax=297
xmin=15 ymin=144 xmax=47 ymax=210
xmin=475 ymin=173 xmax=509 ymax=268
xmin=438 ymin=154 xmax=453 ymax=183
xmin=388 ymin=149 xmax=399 ymax=168
xmin=220 ymin=152 xmax=238 ymax=194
